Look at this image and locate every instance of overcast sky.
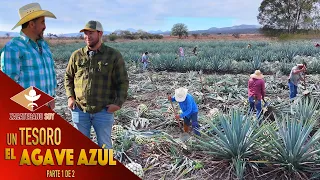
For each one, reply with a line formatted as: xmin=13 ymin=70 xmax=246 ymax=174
xmin=0 ymin=0 xmax=263 ymax=34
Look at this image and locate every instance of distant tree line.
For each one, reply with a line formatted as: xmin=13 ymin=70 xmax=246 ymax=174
xmin=37 ymin=31 xmax=164 ymax=41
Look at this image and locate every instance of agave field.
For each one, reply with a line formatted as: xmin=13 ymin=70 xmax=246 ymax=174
xmin=50 ymin=40 xmax=320 ymax=74
xmin=46 ymin=40 xmax=320 ymax=179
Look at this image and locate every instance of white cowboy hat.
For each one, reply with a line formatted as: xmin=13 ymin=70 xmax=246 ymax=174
xmin=250 ymin=70 xmax=264 ymax=79
xmin=175 ymin=87 xmax=188 ymax=102
xmin=12 ymin=3 xmax=56 ymax=30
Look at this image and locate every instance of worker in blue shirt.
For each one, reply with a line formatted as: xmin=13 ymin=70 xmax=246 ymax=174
xmin=168 ymin=87 xmax=200 ymax=136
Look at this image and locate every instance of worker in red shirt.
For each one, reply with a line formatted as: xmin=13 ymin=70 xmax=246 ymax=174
xmin=248 ymin=70 xmax=266 ymax=119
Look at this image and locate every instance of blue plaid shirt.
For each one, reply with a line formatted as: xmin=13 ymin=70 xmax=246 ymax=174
xmin=0 ymin=31 xmax=56 ymax=96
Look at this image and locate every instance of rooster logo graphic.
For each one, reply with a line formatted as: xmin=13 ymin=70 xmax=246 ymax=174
xmin=10 ymin=86 xmax=53 ymax=112
xmin=24 ymin=89 xmax=41 ymax=108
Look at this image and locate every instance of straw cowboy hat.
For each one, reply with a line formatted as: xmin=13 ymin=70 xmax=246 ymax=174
xmin=12 ymin=3 xmax=56 ymax=30
xmin=297 ymin=63 xmax=307 ymax=68
xmin=250 ymin=70 xmax=264 ymax=79
xmin=175 ymin=87 xmax=188 ymax=102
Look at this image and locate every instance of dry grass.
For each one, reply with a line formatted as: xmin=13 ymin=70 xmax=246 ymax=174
xmin=0 ymin=33 xmax=318 ymax=49
xmin=46 ymin=39 xmax=84 ymax=46
xmin=0 ymin=38 xmax=84 ymax=48
xmin=0 ymin=34 xmax=272 ymax=49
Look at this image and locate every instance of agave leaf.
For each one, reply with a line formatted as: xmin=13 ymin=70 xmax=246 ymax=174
xmin=197 ymin=108 xmax=260 ymax=160
xmin=265 ymin=124 xmax=288 ymax=160
xmin=261 ymin=113 xmax=320 ymax=173
xmin=293 ymin=121 xmax=315 ymax=157
xmin=211 ymin=121 xmax=235 ymax=152
xmin=298 ymin=129 xmax=320 ymax=161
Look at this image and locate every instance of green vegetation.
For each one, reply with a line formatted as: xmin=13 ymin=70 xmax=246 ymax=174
xmin=48 ymin=40 xmax=320 ymax=74
xmin=171 ymin=23 xmax=189 ymax=38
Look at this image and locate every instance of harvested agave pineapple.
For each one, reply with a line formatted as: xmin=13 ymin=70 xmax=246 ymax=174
xmin=125 ymin=162 xmax=144 ymax=178
xmin=135 ymin=136 xmax=150 ymax=145
xmin=137 ymin=104 xmax=148 ymax=116
xmin=112 ymin=125 xmax=124 ymax=138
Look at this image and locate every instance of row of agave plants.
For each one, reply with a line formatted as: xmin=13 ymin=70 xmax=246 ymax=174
xmin=110 ymin=40 xmax=320 ymax=62
xmin=194 ymin=96 xmax=320 ymax=179
xmin=48 ymin=40 xmax=320 ymax=74
xmin=109 ymin=40 xmax=320 ymax=74
xmin=132 ymin=54 xmax=320 ymax=75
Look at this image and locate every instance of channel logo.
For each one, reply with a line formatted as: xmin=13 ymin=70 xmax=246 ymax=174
xmin=10 ymin=86 xmax=54 ymax=112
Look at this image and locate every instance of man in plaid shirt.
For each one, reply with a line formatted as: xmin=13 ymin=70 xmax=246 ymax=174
xmin=1 ymin=3 xmax=57 ymax=109
xmin=64 ymin=20 xmax=129 ymax=149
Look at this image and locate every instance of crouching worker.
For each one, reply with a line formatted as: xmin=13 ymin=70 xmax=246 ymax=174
xmin=248 ymin=70 xmax=266 ymax=119
xmin=168 ymin=87 xmax=200 ymax=136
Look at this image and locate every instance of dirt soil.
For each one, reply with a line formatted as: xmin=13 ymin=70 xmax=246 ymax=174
xmin=52 ymin=58 xmax=320 ymax=179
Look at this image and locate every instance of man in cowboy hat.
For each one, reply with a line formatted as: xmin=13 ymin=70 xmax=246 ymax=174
xmin=248 ymin=70 xmax=266 ymax=119
xmin=168 ymin=87 xmax=201 ymax=136
xmin=0 ymin=3 xmax=57 ymax=109
xmin=288 ymin=62 xmax=307 ymax=99
xmin=64 ymin=20 xmax=129 ymax=149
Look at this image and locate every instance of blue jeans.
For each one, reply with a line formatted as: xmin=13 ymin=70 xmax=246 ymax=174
xmin=179 ymin=56 xmax=185 ymax=61
xmin=183 ymin=112 xmax=200 ymax=136
xmin=143 ymin=62 xmax=148 ymax=71
xmin=288 ymin=81 xmax=298 ymax=99
xmin=248 ymin=96 xmax=262 ymax=119
xmin=71 ymin=106 xmax=114 ymax=149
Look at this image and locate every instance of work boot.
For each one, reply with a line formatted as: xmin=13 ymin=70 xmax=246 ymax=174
xmin=183 ymin=123 xmax=191 ymax=133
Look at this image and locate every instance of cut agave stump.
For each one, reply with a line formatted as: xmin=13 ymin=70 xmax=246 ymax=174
xmin=263 ymin=105 xmax=276 ymax=122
